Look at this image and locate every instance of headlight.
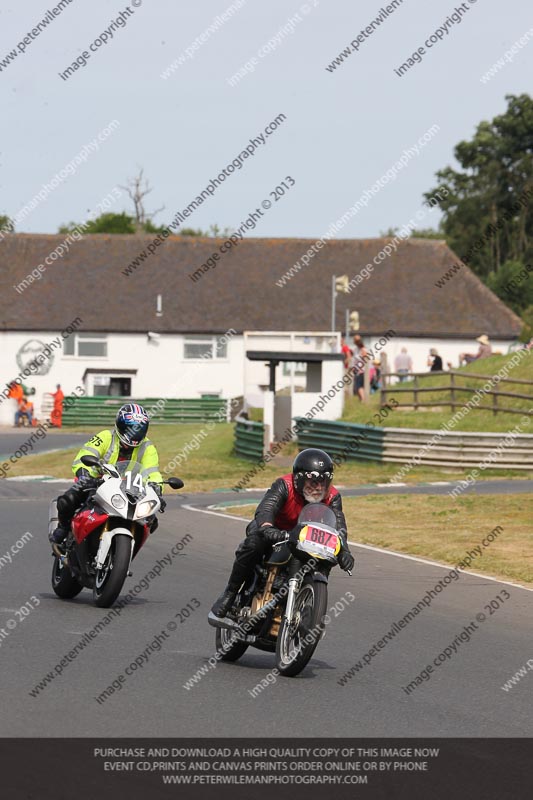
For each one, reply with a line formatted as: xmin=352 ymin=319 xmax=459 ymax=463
xmin=136 ymin=499 xmax=157 ymax=517
xmin=111 ymin=494 xmax=126 ymax=510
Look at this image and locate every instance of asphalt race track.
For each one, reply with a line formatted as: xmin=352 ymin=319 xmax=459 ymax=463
xmin=0 ymin=479 xmax=531 ymax=738
xmin=0 ymin=431 xmax=89 ymax=461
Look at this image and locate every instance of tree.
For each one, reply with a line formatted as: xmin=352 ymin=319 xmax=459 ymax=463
xmin=379 ymin=225 xmax=443 ymax=240
xmin=519 ymin=305 xmax=533 ymax=342
xmin=425 ymin=94 xmax=533 ymax=279
xmin=409 ymin=228 xmax=444 ymax=240
xmin=180 ymin=224 xmax=232 ymax=237
xmin=486 ymin=260 xmax=533 ymax=313
xmin=59 ymin=213 xmax=136 ymax=234
xmin=0 ymin=215 xmax=13 ymax=232
xmin=120 ymin=169 xmax=164 ymax=232
xmin=180 ymin=227 xmax=207 ymax=237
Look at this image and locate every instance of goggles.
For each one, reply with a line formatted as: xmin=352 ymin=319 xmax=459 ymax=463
xmin=302 ymin=471 xmax=332 ymax=483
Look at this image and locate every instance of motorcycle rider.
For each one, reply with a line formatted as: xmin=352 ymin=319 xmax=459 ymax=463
xmin=49 ymin=403 xmax=164 ymax=549
xmin=210 ymin=448 xmax=355 ymax=620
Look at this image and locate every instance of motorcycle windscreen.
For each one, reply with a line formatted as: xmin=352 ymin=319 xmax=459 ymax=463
xmin=296 ymin=503 xmax=340 ymax=560
xmin=297 ymin=502 xmax=337 ymax=528
xmin=113 ymin=461 xmax=147 ymax=500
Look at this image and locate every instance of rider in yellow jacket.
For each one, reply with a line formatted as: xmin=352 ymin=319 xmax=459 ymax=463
xmin=50 ymin=403 xmax=164 ymax=547
xmin=72 ymin=428 xmax=163 ymax=483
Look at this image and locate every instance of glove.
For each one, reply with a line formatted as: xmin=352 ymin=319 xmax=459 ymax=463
xmin=149 ymin=483 xmax=166 ymax=513
xmin=338 ymin=549 xmax=355 ymax=572
xmin=75 ymin=472 xmax=98 ymax=491
xmin=262 ymin=526 xmax=289 ymax=545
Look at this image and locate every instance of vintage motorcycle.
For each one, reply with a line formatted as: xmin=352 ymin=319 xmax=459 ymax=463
xmin=49 ymin=454 xmax=183 ymax=608
xmin=208 ymin=502 xmax=350 ymax=677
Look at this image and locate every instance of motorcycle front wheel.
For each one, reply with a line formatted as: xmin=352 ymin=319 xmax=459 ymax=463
xmin=215 ymin=625 xmax=249 ymax=662
xmin=51 ymin=555 xmax=83 ymax=599
xmin=93 ymin=536 xmax=131 ymax=608
xmin=275 ymin=579 xmax=327 ymax=677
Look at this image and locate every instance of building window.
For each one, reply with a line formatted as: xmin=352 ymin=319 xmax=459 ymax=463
xmin=63 ymin=333 xmax=107 ymax=357
xmin=282 ymin=361 xmax=307 ymax=376
xmin=184 ymin=335 xmax=228 ymax=360
xmin=93 ymin=376 xmax=131 ymax=396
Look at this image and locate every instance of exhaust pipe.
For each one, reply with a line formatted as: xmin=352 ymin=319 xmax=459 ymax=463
xmin=207 ymin=611 xmax=240 ymax=630
xmin=207 ymin=594 xmax=281 ymax=631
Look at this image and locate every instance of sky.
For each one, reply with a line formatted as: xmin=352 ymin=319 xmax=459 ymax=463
xmin=1 ymin=0 xmax=532 ymax=240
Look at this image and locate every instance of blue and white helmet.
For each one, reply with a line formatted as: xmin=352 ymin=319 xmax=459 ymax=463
xmin=115 ymin=403 xmax=149 ymax=448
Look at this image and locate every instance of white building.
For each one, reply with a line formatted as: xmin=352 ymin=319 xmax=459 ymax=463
xmin=0 ymin=233 xmax=521 ymax=423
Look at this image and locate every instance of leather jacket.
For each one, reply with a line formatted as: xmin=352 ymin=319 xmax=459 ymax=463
xmin=247 ymin=477 xmax=350 ymax=549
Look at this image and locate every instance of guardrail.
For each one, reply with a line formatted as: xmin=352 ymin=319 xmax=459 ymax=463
xmin=63 ymin=396 xmax=228 ymax=426
xmin=294 ymin=417 xmax=533 ymax=470
xmin=234 ymin=419 xmax=266 ymax=460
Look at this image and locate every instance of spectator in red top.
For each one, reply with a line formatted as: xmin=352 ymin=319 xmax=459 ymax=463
xmin=340 ymin=336 xmax=353 ymax=368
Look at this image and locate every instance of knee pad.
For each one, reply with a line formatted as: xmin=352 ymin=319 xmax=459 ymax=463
xmin=56 ymin=494 xmax=71 ymax=516
xmin=56 ymin=490 xmax=79 ymax=523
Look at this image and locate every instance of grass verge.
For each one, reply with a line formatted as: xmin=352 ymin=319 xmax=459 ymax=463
xmin=221 ymin=494 xmax=533 ymax=588
xmin=2 ymin=423 xmax=531 ymax=490
xmin=343 ymin=351 xmax=533 ymax=432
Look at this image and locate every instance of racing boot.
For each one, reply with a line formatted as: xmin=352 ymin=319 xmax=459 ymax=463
xmin=49 ymin=525 xmax=68 ymax=556
xmin=210 ymin=585 xmax=239 ymax=620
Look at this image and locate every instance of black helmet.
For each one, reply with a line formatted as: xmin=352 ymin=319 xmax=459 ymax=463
xmin=292 ymin=448 xmax=334 ymax=496
xmin=115 ymin=403 xmax=149 ymax=448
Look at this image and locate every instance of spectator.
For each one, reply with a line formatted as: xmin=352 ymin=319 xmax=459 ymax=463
xmin=352 ymin=336 xmax=369 ymax=402
xmin=427 ymin=348 xmax=443 ymax=372
xmin=15 ymin=396 xmax=34 ymax=427
xmin=369 ymin=359 xmax=381 ymax=393
xmin=459 ymin=335 xmax=492 ymax=365
xmin=7 ymin=382 xmax=24 ymax=405
xmin=340 ymin=336 xmax=354 ymax=396
xmin=394 ymin=347 xmax=413 ymax=382
xmin=340 ymin=336 xmax=353 ymax=368
xmin=51 ymin=384 xmax=65 ymax=427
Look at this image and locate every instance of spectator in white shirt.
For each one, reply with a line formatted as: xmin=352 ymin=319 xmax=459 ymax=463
xmin=394 ymin=347 xmax=413 ymax=382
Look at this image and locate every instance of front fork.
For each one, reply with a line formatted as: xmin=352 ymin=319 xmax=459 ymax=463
xmin=284 ymin=557 xmax=330 ymax=626
xmin=283 ymin=558 xmax=316 ymax=624
xmin=284 ymin=577 xmax=300 ymax=624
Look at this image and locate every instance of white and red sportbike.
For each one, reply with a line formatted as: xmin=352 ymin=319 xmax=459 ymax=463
xmin=50 ymin=455 xmax=183 ymax=607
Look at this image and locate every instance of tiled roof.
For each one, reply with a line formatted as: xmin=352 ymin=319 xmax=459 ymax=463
xmin=0 ymin=233 xmax=522 ymax=337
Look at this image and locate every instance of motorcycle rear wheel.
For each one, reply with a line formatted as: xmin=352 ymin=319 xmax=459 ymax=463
xmin=275 ymin=579 xmax=327 ymax=677
xmin=93 ymin=536 xmax=131 ymax=608
xmin=215 ymin=625 xmax=249 ymax=662
xmin=51 ymin=555 xmax=83 ymax=599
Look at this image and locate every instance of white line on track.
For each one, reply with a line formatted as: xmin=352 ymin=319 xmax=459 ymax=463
xmin=182 ymin=503 xmax=246 ymax=522
xmin=183 ymin=503 xmax=533 ymax=595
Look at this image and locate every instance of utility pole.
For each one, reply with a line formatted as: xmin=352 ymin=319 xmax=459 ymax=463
xmin=332 ymin=274 xmax=349 ymax=331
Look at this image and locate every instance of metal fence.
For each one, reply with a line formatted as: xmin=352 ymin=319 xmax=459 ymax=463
xmin=294 ymin=417 xmax=533 ymax=470
xmin=234 ymin=419 xmax=266 ymax=460
xmin=63 ymin=396 xmax=228 ymax=426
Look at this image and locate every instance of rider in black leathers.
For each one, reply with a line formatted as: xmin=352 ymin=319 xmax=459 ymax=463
xmin=210 ymin=448 xmax=355 ymax=621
